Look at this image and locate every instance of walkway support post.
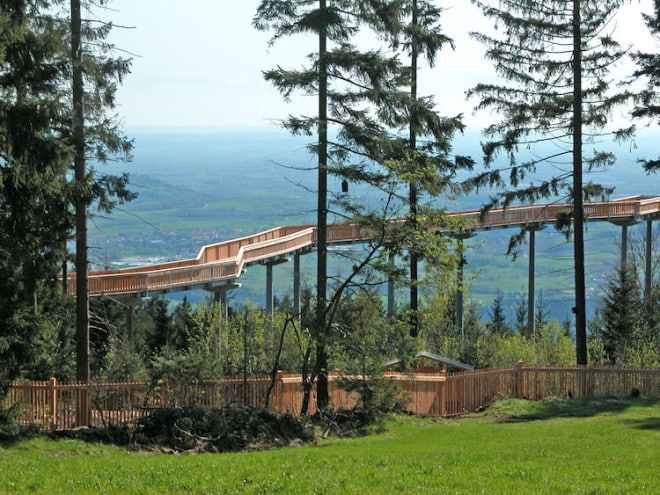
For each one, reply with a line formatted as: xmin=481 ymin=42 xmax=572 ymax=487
xmin=451 ymin=232 xmax=475 ymax=340
xmin=261 ymin=257 xmax=289 ymax=318
xmin=266 ymin=263 xmax=274 ymax=317
xmin=207 ymin=282 xmax=241 ymax=323
xmin=213 ymin=290 xmax=227 ymax=322
xmin=388 ymin=252 xmax=395 ymax=318
xmin=610 ymin=218 xmax=639 ymax=274
xmin=524 ymin=224 xmax=544 ymax=336
xmin=622 ymin=223 xmax=629 ymax=271
xmin=104 ymin=294 xmax=150 ymax=349
xmin=645 ymin=219 xmax=653 ymax=303
xmin=293 ymin=253 xmax=301 ymax=320
xmin=126 ymin=306 xmax=134 ymax=349
xmin=456 ymin=245 xmax=465 ymax=340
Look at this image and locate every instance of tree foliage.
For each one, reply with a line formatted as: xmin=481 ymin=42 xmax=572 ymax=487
xmin=631 ymin=0 xmax=660 ymax=172
xmin=390 ymin=0 xmax=474 ymax=337
xmin=0 ymin=0 xmax=73 ymax=394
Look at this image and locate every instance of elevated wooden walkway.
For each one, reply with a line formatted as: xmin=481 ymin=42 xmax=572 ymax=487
xmin=66 ymin=195 xmax=660 ymax=298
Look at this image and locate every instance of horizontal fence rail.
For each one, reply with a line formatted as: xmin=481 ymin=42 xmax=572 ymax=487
xmin=65 ymin=196 xmax=660 ymax=298
xmin=5 ymin=365 xmax=658 ymax=430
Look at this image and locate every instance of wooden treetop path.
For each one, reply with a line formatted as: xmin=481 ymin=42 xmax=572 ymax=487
xmin=66 ymin=195 xmax=660 ymax=298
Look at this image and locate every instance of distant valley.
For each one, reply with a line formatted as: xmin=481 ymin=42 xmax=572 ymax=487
xmin=89 ymin=128 xmax=659 ymax=323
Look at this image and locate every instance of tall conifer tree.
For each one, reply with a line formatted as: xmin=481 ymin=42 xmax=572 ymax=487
xmin=255 ymin=0 xmax=408 ymax=410
xmin=68 ymin=0 xmax=134 ymax=381
xmin=394 ymin=0 xmax=472 ymax=337
xmin=467 ymin=0 xmax=633 ymax=364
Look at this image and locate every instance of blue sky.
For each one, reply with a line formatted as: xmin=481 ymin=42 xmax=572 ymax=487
xmin=107 ymin=0 xmax=656 ymax=131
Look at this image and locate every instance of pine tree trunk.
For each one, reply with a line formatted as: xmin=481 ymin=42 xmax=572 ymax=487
xmin=409 ymin=0 xmax=419 ymax=338
xmin=315 ymin=0 xmax=330 ymax=409
xmin=71 ymin=0 xmax=89 ymax=382
xmin=572 ymin=0 xmax=587 ymax=365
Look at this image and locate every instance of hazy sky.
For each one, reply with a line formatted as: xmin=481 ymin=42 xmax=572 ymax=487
xmin=106 ymin=1 xmax=656 ymax=131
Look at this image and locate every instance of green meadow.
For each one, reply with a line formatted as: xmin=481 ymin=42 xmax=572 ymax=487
xmin=1 ymin=398 xmax=658 ymax=494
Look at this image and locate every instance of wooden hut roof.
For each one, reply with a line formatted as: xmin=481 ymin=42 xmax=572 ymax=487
xmin=385 ymin=351 xmax=474 ymax=371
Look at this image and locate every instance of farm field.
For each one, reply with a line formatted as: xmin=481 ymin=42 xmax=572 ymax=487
xmin=1 ymin=398 xmax=658 ymax=494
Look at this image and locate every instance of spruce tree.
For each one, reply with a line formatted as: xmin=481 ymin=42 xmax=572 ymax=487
xmin=467 ymin=0 xmax=633 ymax=364
xmin=514 ymin=293 xmax=529 ymax=336
xmin=534 ymin=290 xmax=549 ymax=334
xmin=487 ymin=290 xmax=512 ymax=336
xmin=597 ymin=266 xmax=645 ymax=364
xmin=0 ymin=0 xmax=72 ymax=393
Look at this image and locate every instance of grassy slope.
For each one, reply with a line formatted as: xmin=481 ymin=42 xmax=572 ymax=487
xmin=1 ymin=398 xmax=658 ymax=494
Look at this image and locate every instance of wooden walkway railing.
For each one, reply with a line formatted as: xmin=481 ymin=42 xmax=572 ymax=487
xmin=5 ymin=365 xmax=658 ymax=430
xmin=65 ymin=195 xmax=660 ymax=298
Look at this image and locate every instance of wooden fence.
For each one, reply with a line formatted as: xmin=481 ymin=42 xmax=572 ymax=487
xmin=5 ymin=365 xmax=658 ymax=430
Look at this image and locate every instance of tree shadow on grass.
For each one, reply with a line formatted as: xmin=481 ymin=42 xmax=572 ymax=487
xmin=622 ymin=416 xmax=660 ymax=431
xmin=497 ymin=397 xmax=659 ymax=424
xmin=0 ymin=426 xmax=43 ymax=447
xmin=0 ymin=437 xmax=26 ymax=448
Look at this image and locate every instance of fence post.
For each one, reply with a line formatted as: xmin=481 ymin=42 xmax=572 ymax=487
xmin=515 ymin=360 xmax=524 ymax=399
xmin=48 ymin=377 xmax=58 ymax=430
xmin=440 ymin=373 xmax=447 ymax=417
xmin=275 ymin=371 xmax=284 ymax=413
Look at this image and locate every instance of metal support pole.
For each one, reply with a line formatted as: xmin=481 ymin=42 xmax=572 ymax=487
xmin=293 ymin=253 xmax=301 ymax=320
xmin=528 ymin=228 xmax=536 ymax=336
xmin=261 ymin=257 xmax=289 ymax=319
xmin=211 ymin=290 xmax=224 ymax=356
xmin=109 ymin=294 xmax=149 ymax=350
xmin=221 ymin=290 xmax=228 ymax=322
xmin=206 ymin=283 xmax=240 ymax=324
xmin=524 ymin=224 xmax=543 ymax=336
xmin=266 ymin=263 xmax=274 ymax=317
xmin=645 ymin=219 xmax=653 ymax=302
xmin=621 ymin=223 xmax=629 ymax=273
xmin=213 ymin=290 xmax=228 ymax=323
xmin=388 ymin=252 xmax=395 ymax=318
xmin=451 ymin=232 xmax=475 ymax=340
xmin=126 ymin=305 xmax=134 ymax=349
xmin=610 ymin=218 xmax=639 ymax=275
xmin=456 ymin=241 xmax=464 ymax=340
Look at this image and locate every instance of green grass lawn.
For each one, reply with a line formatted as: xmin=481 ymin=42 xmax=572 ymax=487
xmin=1 ymin=398 xmax=658 ymax=494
